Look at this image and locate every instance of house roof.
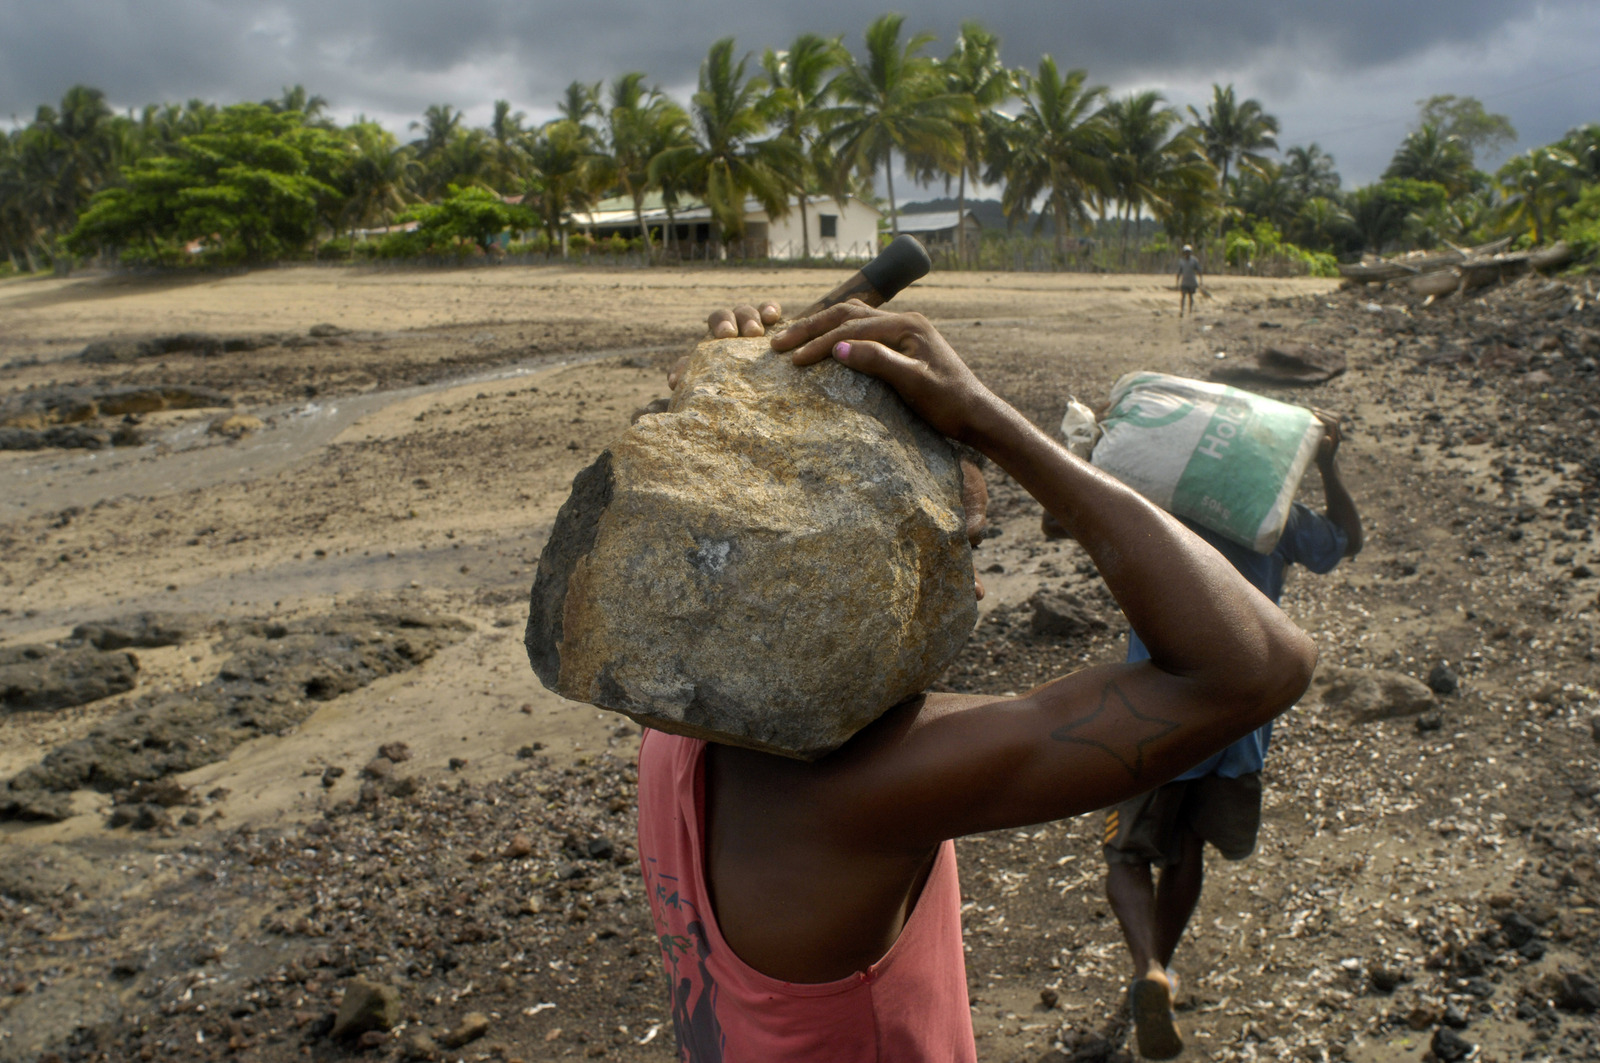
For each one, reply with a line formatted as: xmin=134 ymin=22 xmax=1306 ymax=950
xmin=890 ymin=211 xmax=980 ymax=234
xmin=571 ymin=194 xmax=878 ymax=228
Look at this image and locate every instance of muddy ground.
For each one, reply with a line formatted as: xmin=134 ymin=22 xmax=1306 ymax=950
xmin=1 ymin=264 xmax=1597 ymax=1063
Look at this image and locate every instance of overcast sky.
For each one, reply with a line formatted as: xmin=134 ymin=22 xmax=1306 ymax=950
xmin=4 ymin=0 xmax=1598 ymax=194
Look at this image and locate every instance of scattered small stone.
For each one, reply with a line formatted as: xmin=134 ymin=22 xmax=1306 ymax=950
xmin=1430 ymin=1025 xmax=1474 ymax=1062
xmin=356 ymin=1030 xmax=389 ymax=1049
xmin=1426 ymin=662 xmax=1458 ymax=695
xmin=1028 ymin=589 xmax=1109 ymax=639
xmin=361 ymin=758 xmax=394 ymax=780
xmin=320 ymin=766 xmax=345 ymax=788
xmin=1369 ymin=965 xmax=1405 ymax=993
xmin=1414 ymin=712 xmax=1443 ymax=734
xmin=1552 ymin=969 xmax=1600 ymax=1013
xmin=448 ymin=757 xmax=468 ymax=771
xmin=440 ymin=1011 xmax=490 ymax=1049
xmin=401 ymin=1032 xmax=440 ymax=1061
xmin=378 ymin=742 xmax=412 ymax=763
xmin=330 ymin=978 xmax=400 ymax=1041
xmin=1039 ymin=987 xmax=1059 ymax=1009
xmin=505 ymin=833 xmax=534 ymax=859
xmin=1442 ymin=1004 xmax=1470 ymax=1029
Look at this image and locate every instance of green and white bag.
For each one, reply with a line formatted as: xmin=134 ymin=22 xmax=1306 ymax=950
xmin=1090 ymin=371 xmax=1321 ymax=553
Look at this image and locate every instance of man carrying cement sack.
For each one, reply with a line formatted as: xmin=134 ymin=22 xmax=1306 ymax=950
xmin=1078 ymin=409 xmax=1362 ymax=1059
xmin=627 ymin=299 xmax=1317 ymax=1062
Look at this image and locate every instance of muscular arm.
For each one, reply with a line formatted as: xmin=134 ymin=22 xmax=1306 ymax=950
xmin=769 ymin=305 xmax=1316 ymax=842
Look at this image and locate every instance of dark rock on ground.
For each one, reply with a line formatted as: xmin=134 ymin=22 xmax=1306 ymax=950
xmin=1431 ymin=1025 xmax=1475 ymax=1062
xmin=1211 ymin=342 xmax=1347 ymax=386
xmin=1427 ymin=661 xmax=1459 ymax=695
xmin=1552 ymin=969 xmax=1600 ymax=1013
xmin=72 ymin=612 xmax=204 ymax=650
xmin=0 ymin=606 xmax=469 ymax=821
xmin=1029 ymin=589 xmax=1110 ymax=639
xmin=0 ymin=643 xmax=138 ymax=712
xmin=330 ymin=978 xmax=401 ymax=1040
xmin=1311 ymin=665 xmax=1436 ymax=722
xmin=439 ymin=1011 xmax=490 ymax=1048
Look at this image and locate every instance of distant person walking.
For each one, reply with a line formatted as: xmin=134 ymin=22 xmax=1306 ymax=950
xmin=1175 ymin=246 xmax=1201 ymax=317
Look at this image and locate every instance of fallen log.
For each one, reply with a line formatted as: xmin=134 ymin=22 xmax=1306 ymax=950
xmin=1408 ymin=270 xmax=1461 ymax=298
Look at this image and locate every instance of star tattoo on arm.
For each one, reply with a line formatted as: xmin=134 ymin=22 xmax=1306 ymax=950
xmin=1048 ymin=680 xmax=1180 ymax=781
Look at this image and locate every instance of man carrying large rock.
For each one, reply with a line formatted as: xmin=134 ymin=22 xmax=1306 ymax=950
xmin=549 ymin=300 xmax=1317 ymax=1062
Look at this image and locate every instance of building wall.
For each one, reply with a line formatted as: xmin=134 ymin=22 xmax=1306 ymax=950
xmin=764 ymin=198 xmax=881 ymax=260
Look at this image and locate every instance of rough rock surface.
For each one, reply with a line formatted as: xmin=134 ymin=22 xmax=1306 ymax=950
xmin=1310 ymin=664 xmax=1437 ymax=721
xmin=527 ymin=336 xmax=975 ymax=760
xmin=0 ymin=643 xmax=139 ymax=712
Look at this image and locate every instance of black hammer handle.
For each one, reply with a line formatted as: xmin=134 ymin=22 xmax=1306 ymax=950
xmin=793 ymin=235 xmax=932 ymax=319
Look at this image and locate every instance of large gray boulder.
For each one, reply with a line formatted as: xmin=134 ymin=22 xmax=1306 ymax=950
xmin=526 ymin=336 xmax=977 ymax=760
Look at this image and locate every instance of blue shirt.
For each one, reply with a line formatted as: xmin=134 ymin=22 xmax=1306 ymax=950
xmin=1126 ymin=502 xmax=1347 ymax=779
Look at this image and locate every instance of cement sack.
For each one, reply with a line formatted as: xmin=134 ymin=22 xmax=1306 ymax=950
xmin=1091 ymin=371 xmax=1320 ymax=553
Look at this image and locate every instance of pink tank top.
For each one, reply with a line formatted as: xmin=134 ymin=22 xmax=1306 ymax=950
xmin=635 ymin=729 xmax=976 ymax=1063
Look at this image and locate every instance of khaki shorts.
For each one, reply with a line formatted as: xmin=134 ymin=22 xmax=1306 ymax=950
xmin=1102 ymin=773 xmax=1262 ymax=868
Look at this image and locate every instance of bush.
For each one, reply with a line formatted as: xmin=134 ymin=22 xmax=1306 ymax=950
xmin=316 ymin=237 xmax=353 ymax=261
xmin=568 ymin=232 xmax=594 ymax=252
xmin=1559 ymin=185 xmax=1600 ymax=268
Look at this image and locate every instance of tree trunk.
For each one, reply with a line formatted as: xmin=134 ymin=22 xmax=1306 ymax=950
xmin=799 ymin=194 xmax=810 ymax=260
xmin=886 ymin=152 xmax=899 ymax=238
xmin=956 ymin=166 xmax=967 ymax=265
xmin=664 ymin=204 xmax=678 ymax=258
xmin=633 ymin=196 xmax=654 ymax=261
xmin=1217 ymin=157 xmax=1232 ymax=238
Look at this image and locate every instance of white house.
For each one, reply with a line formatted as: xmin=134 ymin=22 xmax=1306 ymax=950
xmin=570 ymin=194 xmax=881 ymax=260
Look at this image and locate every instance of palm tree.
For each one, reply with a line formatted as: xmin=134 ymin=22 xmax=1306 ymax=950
xmin=987 ymin=57 xmax=1111 ymax=258
xmin=1188 ymin=84 xmax=1279 ymax=226
xmin=526 ymin=118 xmax=608 ymax=256
xmin=1384 ymin=124 xmax=1474 ymax=195
xmin=341 ymin=122 xmax=417 ymax=237
xmin=1497 ymin=147 xmax=1582 ymax=244
xmin=1282 ymin=143 xmax=1340 ymax=202
xmin=558 ymin=81 xmax=604 ymax=138
xmin=941 ymin=21 xmax=1014 ymax=262
xmin=1103 ymin=91 xmax=1206 ymax=257
xmin=650 ymin=38 xmax=795 ymax=253
xmin=409 ymin=104 xmax=462 ymax=161
xmin=268 ymin=85 xmax=331 ymax=126
xmin=825 ymin=14 xmax=972 ymax=236
xmin=486 ymin=100 xmax=530 ymax=190
xmin=606 ymin=72 xmax=685 ymax=259
xmin=1290 ymin=195 xmax=1352 ymax=251
xmin=761 ymin=34 xmax=847 ymax=258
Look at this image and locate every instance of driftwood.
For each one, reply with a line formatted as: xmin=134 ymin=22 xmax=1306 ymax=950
xmin=1338 ymin=237 xmax=1512 ymax=285
xmin=1400 ymin=241 xmax=1573 ymax=300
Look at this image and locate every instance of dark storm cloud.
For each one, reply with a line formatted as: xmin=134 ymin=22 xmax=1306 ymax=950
xmin=2 ymin=0 xmax=1595 ymax=183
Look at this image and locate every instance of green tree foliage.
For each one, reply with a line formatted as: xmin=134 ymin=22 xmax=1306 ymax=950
xmin=939 ymin=22 xmax=1014 ymax=261
xmin=1416 ymin=95 xmax=1517 ymax=165
xmin=825 ymin=14 xmax=972 ymax=235
xmin=66 ymin=103 xmax=343 ymax=263
xmin=398 ymin=184 xmax=533 ymax=253
xmin=1384 ymin=123 xmax=1475 ymax=196
xmin=525 ymin=118 xmax=609 ymax=256
xmin=652 ymin=38 xmax=795 ymax=246
xmin=1496 ymin=146 xmax=1582 ymax=244
xmin=1346 ymin=179 xmax=1447 ymax=253
xmin=1103 ymin=91 xmax=1211 ymax=257
xmin=987 ymin=57 xmax=1110 ymax=257
xmin=761 ymin=33 xmax=848 ymax=258
xmin=1187 ymin=85 xmax=1279 ymax=194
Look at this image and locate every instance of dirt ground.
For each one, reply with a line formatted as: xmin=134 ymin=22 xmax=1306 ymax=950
xmin=1 ymin=263 xmax=1597 ymax=1063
